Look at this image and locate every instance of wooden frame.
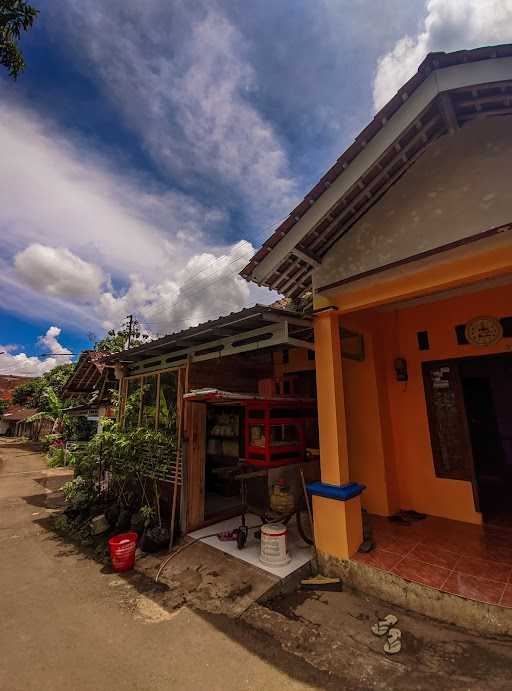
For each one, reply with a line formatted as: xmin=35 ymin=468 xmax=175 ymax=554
xmin=422 ymin=359 xmax=480 ymax=509
xmin=185 ymin=401 xmax=206 ymax=529
xmin=119 ymin=366 xmax=184 ymax=432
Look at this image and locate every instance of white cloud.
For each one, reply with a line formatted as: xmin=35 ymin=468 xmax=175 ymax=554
xmin=37 ymin=326 xmax=72 ymax=360
xmin=5 ymin=237 xmax=273 ymax=339
xmin=373 ymin=0 xmax=512 ymax=110
xmin=0 ymin=98 xmax=273 ymax=335
xmin=15 ymin=245 xmax=106 ymax=303
xmin=0 ymin=98 xmax=224 ymax=284
xmin=0 ymin=327 xmax=72 ymax=377
xmin=53 ymin=1 xmax=299 ymax=223
xmin=97 ymin=239 xmax=267 ymax=333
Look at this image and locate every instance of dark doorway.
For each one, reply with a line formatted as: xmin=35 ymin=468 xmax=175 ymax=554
xmin=204 ymin=404 xmax=245 ymax=521
xmin=459 ymin=354 xmax=512 ymax=527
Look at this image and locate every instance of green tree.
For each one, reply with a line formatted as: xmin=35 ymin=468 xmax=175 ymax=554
xmin=26 ymin=386 xmax=69 ymax=434
xmin=0 ymin=399 xmax=9 ymax=415
xmin=11 ymin=363 xmax=75 ymax=409
xmin=94 ymin=317 xmax=147 ymax=354
xmin=1 ymin=0 xmax=39 ymax=79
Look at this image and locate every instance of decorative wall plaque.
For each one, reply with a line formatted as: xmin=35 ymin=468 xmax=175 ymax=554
xmin=464 ymin=316 xmax=503 ymax=346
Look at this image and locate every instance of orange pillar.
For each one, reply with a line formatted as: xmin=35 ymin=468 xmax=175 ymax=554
xmin=312 ymin=307 xmax=363 ymax=560
xmin=314 ymin=307 xmax=349 ymax=484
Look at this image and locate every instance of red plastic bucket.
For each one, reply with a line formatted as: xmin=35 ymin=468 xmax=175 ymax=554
xmin=108 ymin=532 xmax=138 ymax=572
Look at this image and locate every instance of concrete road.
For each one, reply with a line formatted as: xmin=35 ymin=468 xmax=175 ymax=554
xmin=0 ymin=438 xmax=329 ymax=691
xmin=4 ymin=437 xmax=512 ymax=691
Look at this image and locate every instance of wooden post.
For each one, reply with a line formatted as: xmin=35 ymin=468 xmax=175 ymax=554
xmin=169 ymin=361 xmax=190 ymax=549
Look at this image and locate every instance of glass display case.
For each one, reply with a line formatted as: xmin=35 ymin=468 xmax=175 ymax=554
xmin=245 ymin=400 xmax=316 ymax=467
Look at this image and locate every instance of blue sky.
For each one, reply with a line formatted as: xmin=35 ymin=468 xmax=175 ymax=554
xmin=1 ymin=0 xmax=510 ymax=376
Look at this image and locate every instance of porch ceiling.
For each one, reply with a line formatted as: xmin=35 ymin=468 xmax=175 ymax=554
xmin=241 ymin=44 xmax=512 ymax=299
xmin=62 ymin=351 xmax=107 ymax=396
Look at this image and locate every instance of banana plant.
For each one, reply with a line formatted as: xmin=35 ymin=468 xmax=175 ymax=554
xmin=26 ymin=386 xmax=70 ymax=434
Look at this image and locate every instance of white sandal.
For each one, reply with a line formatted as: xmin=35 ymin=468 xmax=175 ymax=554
xmin=371 ymin=614 xmax=398 ymax=637
xmin=384 ymin=627 xmax=402 ymax=655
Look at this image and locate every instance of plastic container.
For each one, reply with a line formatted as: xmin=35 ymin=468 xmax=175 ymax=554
xmin=260 ymin=523 xmax=291 ymax=566
xmin=108 ymin=531 xmax=138 ymax=572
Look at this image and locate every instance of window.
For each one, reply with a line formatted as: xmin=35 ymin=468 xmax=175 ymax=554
xmin=124 ymin=378 xmax=142 ymax=429
xmin=140 ymin=374 xmax=157 ymax=429
xmin=271 ymin=424 xmax=299 ymax=446
xmin=122 ymin=369 xmax=180 ymax=433
xmin=158 ymin=371 xmax=178 ymax=437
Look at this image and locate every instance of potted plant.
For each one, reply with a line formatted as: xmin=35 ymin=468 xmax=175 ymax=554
xmin=140 ymin=481 xmax=170 ymax=552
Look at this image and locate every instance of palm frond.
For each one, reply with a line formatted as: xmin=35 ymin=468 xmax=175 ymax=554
xmin=26 ymin=411 xmax=56 ymax=423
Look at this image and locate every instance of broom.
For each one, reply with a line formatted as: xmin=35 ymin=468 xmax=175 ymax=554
xmin=299 ymin=468 xmax=342 ymax=592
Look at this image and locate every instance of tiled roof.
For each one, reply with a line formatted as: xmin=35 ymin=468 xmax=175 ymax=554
xmin=240 ymin=43 xmax=512 ymax=297
xmin=2 ymin=406 xmax=38 ymax=422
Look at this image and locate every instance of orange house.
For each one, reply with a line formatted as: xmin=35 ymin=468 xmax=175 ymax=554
xmin=242 ymin=44 xmax=512 ymax=590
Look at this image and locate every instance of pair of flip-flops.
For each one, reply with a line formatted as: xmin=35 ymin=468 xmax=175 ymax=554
xmin=371 ymin=614 xmax=402 ymax=654
xmin=388 ymin=510 xmax=427 ymax=526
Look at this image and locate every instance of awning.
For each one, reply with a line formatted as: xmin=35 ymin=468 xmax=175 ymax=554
xmin=106 ymin=304 xmax=314 ymax=376
xmin=183 ymin=388 xmax=315 ymax=405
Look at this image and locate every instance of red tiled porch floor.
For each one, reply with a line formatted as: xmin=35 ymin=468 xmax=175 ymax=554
xmin=352 ymin=514 xmax=512 ymax=607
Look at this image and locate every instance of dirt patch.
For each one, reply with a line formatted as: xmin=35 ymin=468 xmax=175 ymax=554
xmin=249 ymin=587 xmax=512 ymax=690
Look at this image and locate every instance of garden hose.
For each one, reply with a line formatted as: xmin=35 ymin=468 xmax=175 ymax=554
xmin=154 ymin=524 xmax=262 ymax=583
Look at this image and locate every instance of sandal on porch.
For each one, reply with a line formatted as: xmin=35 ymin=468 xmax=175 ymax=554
xmin=358 ymin=539 xmax=375 ymax=553
xmin=217 ymin=530 xmax=238 ymax=542
xmin=371 ymin=614 xmax=398 ymax=637
xmin=401 ymin=509 xmax=427 ymax=521
xmin=388 ymin=513 xmax=410 ymax=525
xmin=384 ymin=627 xmax=402 ymax=655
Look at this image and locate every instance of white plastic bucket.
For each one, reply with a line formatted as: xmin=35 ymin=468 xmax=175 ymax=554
xmin=260 ymin=523 xmax=291 ymax=566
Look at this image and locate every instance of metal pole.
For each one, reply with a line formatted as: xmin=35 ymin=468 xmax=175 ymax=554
xmin=126 ymin=314 xmax=133 ymax=348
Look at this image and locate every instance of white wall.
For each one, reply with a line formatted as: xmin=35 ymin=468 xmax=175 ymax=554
xmin=315 ymin=116 xmax=512 ymax=291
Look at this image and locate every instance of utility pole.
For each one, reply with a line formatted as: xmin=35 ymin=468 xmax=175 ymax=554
xmin=126 ymin=314 xmax=133 ymax=349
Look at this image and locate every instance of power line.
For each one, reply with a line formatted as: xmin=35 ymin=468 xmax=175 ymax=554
xmin=147 ymin=213 xmax=288 ymax=300
xmin=89 ymin=216 xmax=289 ymax=345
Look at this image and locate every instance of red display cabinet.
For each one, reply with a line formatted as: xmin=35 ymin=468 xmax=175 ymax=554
xmin=244 ymin=399 xmax=316 ymax=468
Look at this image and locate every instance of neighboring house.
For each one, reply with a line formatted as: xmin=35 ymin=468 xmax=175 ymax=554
xmin=62 ymin=351 xmax=117 ymax=433
xmin=0 ymin=406 xmax=51 ymax=439
xmin=242 ymin=45 xmax=512 ymax=570
xmin=0 ymin=375 xmax=33 ymax=401
xmin=106 ymin=304 xmax=320 ymax=532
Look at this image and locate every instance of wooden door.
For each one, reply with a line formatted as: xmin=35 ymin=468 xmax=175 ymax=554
xmin=422 ymin=360 xmax=479 ymax=508
xmin=185 ymin=402 xmax=206 ymax=530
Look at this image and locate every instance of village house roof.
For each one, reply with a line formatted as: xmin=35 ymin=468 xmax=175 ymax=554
xmin=1 ymin=406 xmax=38 ymax=422
xmin=104 ymin=304 xmax=313 ymax=366
xmin=62 ymin=351 xmax=117 ymax=417
xmin=0 ymin=375 xmax=33 ymax=401
xmin=62 ymin=351 xmax=105 ymax=395
xmin=240 ymin=43 xmax=512 ymax=298
xmin=62 ymin=351 xmax=111 ymax=398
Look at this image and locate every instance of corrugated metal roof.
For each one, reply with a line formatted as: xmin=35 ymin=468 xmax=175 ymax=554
xmin=105 ymin=304 xmax=312 ymax=364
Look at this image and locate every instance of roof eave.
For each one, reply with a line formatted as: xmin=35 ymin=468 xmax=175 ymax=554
xmin=241 ymin=44 xmax=512 ymax=296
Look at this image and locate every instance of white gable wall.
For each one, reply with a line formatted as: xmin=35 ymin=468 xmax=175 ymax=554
xmin=314 ymin=116 xmax=512 ymax=291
